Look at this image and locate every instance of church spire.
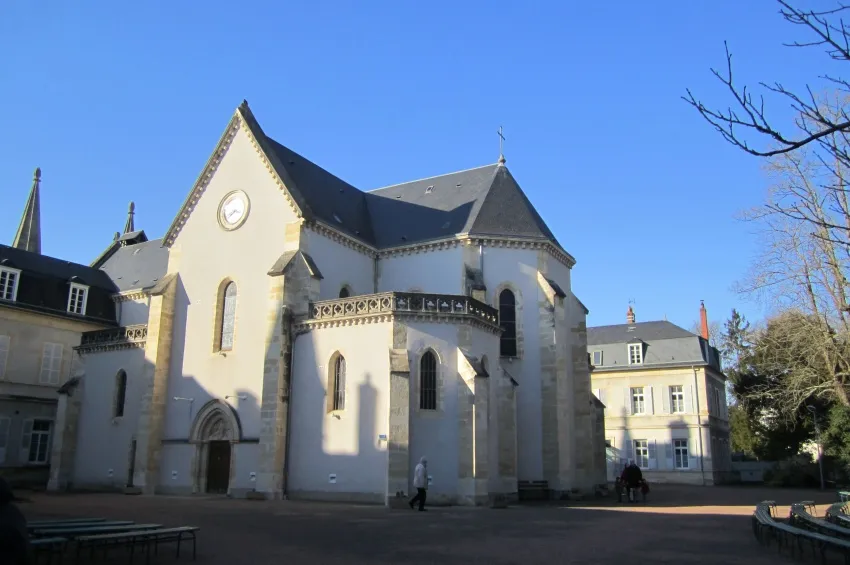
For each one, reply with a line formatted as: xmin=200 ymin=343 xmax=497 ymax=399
xmin=123 ymin=201 xmax=135 ymax=234
xmin=12 ymin=167 xmax=42 ymax=254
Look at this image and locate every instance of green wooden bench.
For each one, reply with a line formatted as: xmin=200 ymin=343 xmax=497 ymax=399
xmin=30 ymin=537 xmax=67 ymax=565
xmin=791 ymin=503 xmax=850 ymax=540
xmin=29 ymin=518 xmax=106 ymax=528
xmin=76 ymin=526 xmax=200 ymax=564
xmin=752 ymin=502 xmax=850 ymax=563
xmin=839 ymin=491 xmax=850 ymax=503
xmin=33 ymin=523 xmax=161 ymax=539
xmin=29 ymin=520 xmax=133 ymax=533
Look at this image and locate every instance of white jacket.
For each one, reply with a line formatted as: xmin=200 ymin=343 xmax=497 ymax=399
xmin=413 ymin=457 xmax=428 ymax=489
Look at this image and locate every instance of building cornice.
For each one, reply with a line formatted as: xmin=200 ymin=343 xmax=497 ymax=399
xmin=591 ymin=361 xmax=711 ymax=374
xmin=295 ymin=292 xmax=502 ymax=334
xmin=163 ymin=115 xmax=242 ymax=248
xmin=0 ymin=300 xmax=116 ymax=329
xmin=111 ymin=290 xmax=149 ymax=303
xmin=75 ymin=324 xmax=148 ymax=354
xmin=305 ymin=220 xmax=377 ymax=257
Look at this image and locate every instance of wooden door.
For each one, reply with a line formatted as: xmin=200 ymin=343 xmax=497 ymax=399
xmin=206 ymin=441 xmax=231 ymax=494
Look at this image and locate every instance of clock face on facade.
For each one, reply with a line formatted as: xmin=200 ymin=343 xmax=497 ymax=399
xmin=218 ymin=191 xmax=250 ymax=230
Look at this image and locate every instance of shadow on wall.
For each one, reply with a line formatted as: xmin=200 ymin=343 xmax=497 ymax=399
xmin=288 ymin=330 xmax=386 ymax=502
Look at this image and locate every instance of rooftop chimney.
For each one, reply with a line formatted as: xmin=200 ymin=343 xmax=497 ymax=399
xmin=699 ymin=300 xmax=709 ymax=340
xmin=626 ymin=305 xmax=635 ymax=324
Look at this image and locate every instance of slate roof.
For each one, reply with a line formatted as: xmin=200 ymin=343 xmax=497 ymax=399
xmin=96 ymin=239 xmax=169 ymax=292
xmin=587 ymin=320 xmax=724 ymax=374
xmin=0 ymin=244 xmax=117 ymax=324
xmin=164 ymin=101 xmax=567 ymax=256
xmin=586 ymin=321 xmax=696 ymax=346
xmin=264 ymin=139 xmax=376 ymax=245
xmin=365 ymin=164 xmax=559 ymax=248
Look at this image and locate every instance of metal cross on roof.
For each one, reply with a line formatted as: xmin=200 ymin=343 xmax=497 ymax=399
xmin=497 ymin=126 xmax=506 ymax=164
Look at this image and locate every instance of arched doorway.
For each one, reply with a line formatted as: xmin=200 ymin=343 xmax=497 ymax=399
xmin=189 ymin=400 xmax=241 ymax=495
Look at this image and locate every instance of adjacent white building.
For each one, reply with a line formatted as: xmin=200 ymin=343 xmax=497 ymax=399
xmin=46 ymin=100 xmax=607 ymax=505
xmin=588 ymin=303 xmax=732 ymax=485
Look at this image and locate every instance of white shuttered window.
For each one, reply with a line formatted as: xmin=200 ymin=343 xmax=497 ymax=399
xmin=0 ymin=335 xmax=9 ymax=379
xmin=39 ymin=343 xmax=63 ymax=385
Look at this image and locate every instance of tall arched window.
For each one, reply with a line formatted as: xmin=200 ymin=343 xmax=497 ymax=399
xmin=339 ymin=286 xmax=351 ymax=298
xmin=114 ymin=370 xmax=127 ymax=418
xmin=330 ymin=354 xmax=346 ymax=411
xmin=220 ymin=282 xmax=237 ymax=351
xmin=499 ymin=289 xmax=517 ymax=357
xmin=420 ymin=351 xmax=437 ymax=410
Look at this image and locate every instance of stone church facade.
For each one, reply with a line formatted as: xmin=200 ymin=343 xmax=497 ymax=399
xmin=48 ymin=101 xmax=606 ymax=505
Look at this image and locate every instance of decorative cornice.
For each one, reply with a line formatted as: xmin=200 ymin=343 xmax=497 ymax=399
xmin=76 ymin=324 xmax=148 ymax=354
xmin=305 ymin=221 xmax=377 ymax=257
xmin=294 ymin=292 xmax=501 ymax=334
xmin=238 ymin=116 xmax=305 ymax=221
xmin=374 ymin=234 xmax=576 ymax=269
xmin=111 ymin=290 xmax=148 ymax=303
xmin=163 ymin=116 xmax=241 ymax=247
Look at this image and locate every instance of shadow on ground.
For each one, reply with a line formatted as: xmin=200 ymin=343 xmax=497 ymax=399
xmin=18 ymin=484 xmax=845 ymax=565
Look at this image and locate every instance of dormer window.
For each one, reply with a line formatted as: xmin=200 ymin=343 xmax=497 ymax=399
xmin=67 ymin=282 xmax=89 ymax=315
xmin=628 ymin=343 xmax=643 ymax=364
xmin=592 ymin=350 xmax=603 ymax=366
xmin=0 ymin=267 xmax=21 ymax=301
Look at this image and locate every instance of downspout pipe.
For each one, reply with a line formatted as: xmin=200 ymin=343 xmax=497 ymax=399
xmin=281 ymin=306 xmax=297 ymax=499
xmin=692 ymin=365 xmax=706 ymax=486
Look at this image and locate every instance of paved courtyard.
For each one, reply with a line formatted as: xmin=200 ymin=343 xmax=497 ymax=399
xmin=18 ymin=485 xmax=843 ymax=564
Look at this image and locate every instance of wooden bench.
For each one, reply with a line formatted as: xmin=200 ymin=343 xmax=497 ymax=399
xmin=33 ymin=523 xmax=161 ymax=539
xmin=29 ymin=520 xmax=134 ymax=533
xmin=752 ymin=502 xmax=850 ymax=563
xmin=839 ymin=491 xmax=850 ymax=503
xmin=791 ymin=503 xmax=850 ymax=540
xmin=30 ymin=537 xmax=67 ymax=565
xmin=76 ymin=526 xmax=200 ymax=564
xmin=517 ymin=480 xmax=549 ymax=501
xmin=828 ymin=502 xmax=850 ymax=524
xmin=29 ymin=518 xmax=106 ymax=528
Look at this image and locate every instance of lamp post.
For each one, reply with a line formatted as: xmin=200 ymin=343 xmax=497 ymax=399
xmin=807 ymin=405 xmax=825 ymax=490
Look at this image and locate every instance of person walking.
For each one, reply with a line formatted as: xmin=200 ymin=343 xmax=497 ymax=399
xmin=0 ymin=477 xmax=30 ymax=565
xmin=409 ymin=456 xmax=428 ymax=511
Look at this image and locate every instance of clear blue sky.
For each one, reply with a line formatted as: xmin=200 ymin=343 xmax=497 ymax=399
xmin=0 ymin=1 xmax=830 ymax=331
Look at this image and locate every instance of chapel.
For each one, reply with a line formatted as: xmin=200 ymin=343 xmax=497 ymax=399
xmin=48 ymin=101 xmax=607 ymax=505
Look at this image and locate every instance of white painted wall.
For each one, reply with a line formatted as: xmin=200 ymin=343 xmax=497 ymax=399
xmin=304 ymin=230 xmax=374 ymax=299
xmin=73 ymin=348 xmax=147 ymax=488
xmin=377 ymin=248 xmax=464 ymax=294
xmin=481 ymin=246 xmax=545 ymax=480
xmin=163 ymin=126 xmax=299 ymax=441
xmin=117 ymin=297 xmax=151 ymax=326
xmin=232 ymin=443 xmax=260 ymax=492
xmin=288 ymin=322 xmax=391 ymax=501
xmin=158 ymin=444 xmax=193 ymax=492
xmin=405 ymin=322 xmax=459 ymax=502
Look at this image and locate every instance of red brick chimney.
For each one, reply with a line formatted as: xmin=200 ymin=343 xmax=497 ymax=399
xmin=626 ymin=305 xmax=635 ymax=324
xmin=699 ymin=300 xmax=709 ymax=340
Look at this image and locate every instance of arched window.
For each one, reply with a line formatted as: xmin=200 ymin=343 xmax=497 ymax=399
xmin=114 ymin=370 xmax=127 ymax=418
xmin=499 ymin=289 xmax=517 ymax=357
xmin=328 ymin=354 xmax=346 ymax=412
xmin=339 ymin=286 xmax=351 ymax=298
xmin=420 ymin=351 xmax=437 ymax=410
xmin=220 ymin=282 xmax=237 ymax=351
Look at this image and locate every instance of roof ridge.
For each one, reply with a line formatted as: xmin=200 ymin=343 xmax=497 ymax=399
xmin=366 ymin=163 xmax=499 ymax=193
xmin=458 ymin=165 xmax=501 ymax=234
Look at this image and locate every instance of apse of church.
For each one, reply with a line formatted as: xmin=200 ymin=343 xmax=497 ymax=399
xmin=49 ymin=100 xmax=606 ymax=505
